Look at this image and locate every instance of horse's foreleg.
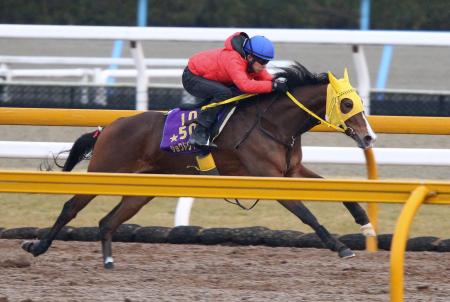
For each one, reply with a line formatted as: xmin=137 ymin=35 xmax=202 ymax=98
xmin=292 ymin=164 xmax=374 ymax=236
xmin=342 ymin=202 xmax=375 ymax=236
xmin=22 ymin=194 xmax=96 ymax=257
xmin=277 ymin=199 xmax=355 ymax=258
xmin=98 ymin=196 xmax=153 ymax=269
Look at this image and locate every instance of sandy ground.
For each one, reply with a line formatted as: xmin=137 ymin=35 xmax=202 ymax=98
xmin=0 ymin=239 xmax=449 ymax=302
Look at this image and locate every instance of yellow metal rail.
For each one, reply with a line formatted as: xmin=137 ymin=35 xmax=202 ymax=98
xmin=364 ymin=148 xmax=379 ymax=252
xmin=390 ymin=186 xmax=431 ymax=302
xmin=0 ymin=107 xmax=141 ymax=127
xmin=0 ymin=108 xmax=449 ymax=134
xmin=0 ymin=170 xmax=449 ymax=204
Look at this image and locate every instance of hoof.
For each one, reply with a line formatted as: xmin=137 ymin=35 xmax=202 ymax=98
xmin=22 ymin=240 xmax=41 ymax=257
xmin=339 ymin=248 xmax=356 ymax=259
xmin=22 ymin=240 xmax=35 ymax=253
xmin=104 ymin=256 xmax=114 ymax=269
xmin=21 ymin=240 xmax=50 ymax=257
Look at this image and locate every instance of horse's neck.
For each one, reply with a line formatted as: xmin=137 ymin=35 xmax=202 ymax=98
xmin=271 ymin=84 xmax=327 ymax=136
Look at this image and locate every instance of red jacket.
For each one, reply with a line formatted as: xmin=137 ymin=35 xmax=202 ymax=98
xmin=188 ymin=32 xmax=273 ymax=94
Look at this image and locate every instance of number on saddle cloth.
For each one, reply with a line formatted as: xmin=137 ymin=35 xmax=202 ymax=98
xmin=160 ymin=106 xmax=236 ymax=154
xmin=160 ymin=108 xmax=200 ymax=154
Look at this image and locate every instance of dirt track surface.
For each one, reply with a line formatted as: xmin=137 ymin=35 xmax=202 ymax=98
xmin=0 ymin=240 xmax=449 ymax=302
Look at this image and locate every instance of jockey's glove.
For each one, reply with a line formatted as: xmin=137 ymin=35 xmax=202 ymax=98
xmin=272 ymin=77 xmax=288 ymax=93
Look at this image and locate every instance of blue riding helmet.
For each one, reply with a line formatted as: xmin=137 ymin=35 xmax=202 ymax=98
xmin=243 ymin=36 xmax=275 ymax=60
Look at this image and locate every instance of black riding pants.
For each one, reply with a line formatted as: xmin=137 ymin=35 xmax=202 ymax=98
xmin=182 ymin=67 xmax=241 ymax=127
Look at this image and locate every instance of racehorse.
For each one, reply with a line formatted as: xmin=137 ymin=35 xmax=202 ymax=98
xmin=22 ymin=63 xmax=377 ymax=268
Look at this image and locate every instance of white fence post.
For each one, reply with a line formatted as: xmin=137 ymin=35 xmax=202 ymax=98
xmin=174 ymin=197 xmax=195 ymax=226
xmin=352 ymin=45 xmax=371 ymax=114
xmin=130 ymin=40 xmax=148 ymax=110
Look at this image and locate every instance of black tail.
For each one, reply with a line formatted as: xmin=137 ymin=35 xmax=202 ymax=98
xmin=62 ymin=129 xmax=102 ymax=171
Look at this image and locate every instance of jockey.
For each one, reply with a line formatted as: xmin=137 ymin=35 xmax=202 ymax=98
xmin=182 ymin=32 xmax=288 ymax=150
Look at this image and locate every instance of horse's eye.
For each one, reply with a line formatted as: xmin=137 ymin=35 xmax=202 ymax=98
xmin=340 ymin=100 xmax=353 ymax=114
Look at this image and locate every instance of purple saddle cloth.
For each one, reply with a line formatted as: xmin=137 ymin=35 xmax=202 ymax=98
xmin=160 ymin=106 xmax=235 ymax=154
xmin=160 ymin=108 xmax=201 ymax=154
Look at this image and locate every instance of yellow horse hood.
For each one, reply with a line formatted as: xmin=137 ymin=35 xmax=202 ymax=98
xmin=326 ymin=69 xmax=364 ymax=129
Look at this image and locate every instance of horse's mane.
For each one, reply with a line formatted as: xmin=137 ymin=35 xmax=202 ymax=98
xmin=274 ymin=62 xmax=329 ymax=89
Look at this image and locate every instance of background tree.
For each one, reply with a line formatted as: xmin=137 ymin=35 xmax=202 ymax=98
xmin=0 ymin=0 xmax=448 ymax=30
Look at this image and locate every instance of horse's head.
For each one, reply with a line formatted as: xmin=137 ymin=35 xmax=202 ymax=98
xmin=326 ymin=69 xmax=376 ymax=149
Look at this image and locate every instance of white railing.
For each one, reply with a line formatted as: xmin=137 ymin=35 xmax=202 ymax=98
xmin=2 ymin=141 xmax=448 ymax=165
xmin=2 ymin=25 xmax=449 ymax=110
xmin=1 ymin=25 xmax=449 ymax=45
xmin=0 ymin=55 xmax=293 ymax=67
xmin=0 ymin=57 xmax=291 ymax=84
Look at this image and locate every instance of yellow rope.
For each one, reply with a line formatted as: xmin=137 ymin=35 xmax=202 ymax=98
xmin=286 ymin=91 xmax=345 ymax=133
xmin=200 ymin=94 xmax=256 ymax=111
xmin=199 ymin=90 xmax=344 ymax=133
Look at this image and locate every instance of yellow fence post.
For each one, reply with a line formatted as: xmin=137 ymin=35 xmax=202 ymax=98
xmin=364 ymin=148 xmax=378 ymax=252
xmin=390 ymin=185 xmax=430 ymax=302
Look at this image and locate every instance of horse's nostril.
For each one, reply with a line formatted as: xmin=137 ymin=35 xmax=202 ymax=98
xmin=364 ymin=135 xmax=373 ymax=144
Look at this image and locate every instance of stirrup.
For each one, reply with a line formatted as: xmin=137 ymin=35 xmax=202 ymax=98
xmin=189 ymin=125 xmax=217 ymax=150
xmin=191 ymin=138 xmax=217 ymax=150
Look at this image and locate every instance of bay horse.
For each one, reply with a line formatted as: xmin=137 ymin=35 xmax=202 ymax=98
xmin=23 ymin=63 xmax=377 ymax=268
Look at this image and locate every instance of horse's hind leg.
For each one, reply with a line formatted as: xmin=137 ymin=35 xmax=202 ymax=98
xmin=277 ymin=199 xmax=354 ymax=258
xmin=22 ymin=194 xmax=96 ymax=257
xmin=294 ymin=164 xmax=375 ymax=236
xmin=98 ymin=195 xmax=153 ymax=268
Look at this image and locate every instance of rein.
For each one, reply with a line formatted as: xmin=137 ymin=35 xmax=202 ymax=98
xmin=286 ymin=91 xmax=345 ymax=133
xmin=230 ymin=89 xmax=336 ymax=174
xmin=201 ymin=90 xmax=346 ymax=133
xmin=201 ymin=87 xmax=349 ymax=178
xmin=201 ymin=93 xmax=255 ymax=111
xmin=215 ymin=89 xmax=337 ymax=209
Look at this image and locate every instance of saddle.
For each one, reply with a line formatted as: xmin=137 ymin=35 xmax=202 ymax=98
xmin=160 ymin=104 xmax=236 ymax=154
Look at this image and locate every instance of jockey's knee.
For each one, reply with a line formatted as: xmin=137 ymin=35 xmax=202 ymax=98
xmin=213 ymin=88 xmax=234 ymax=103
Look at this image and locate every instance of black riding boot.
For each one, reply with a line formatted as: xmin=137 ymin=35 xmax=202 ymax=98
xmin=189 ymin=123 xmax=217 ymax=149
xmin=188 ymin=107 xmax=221 ymax=149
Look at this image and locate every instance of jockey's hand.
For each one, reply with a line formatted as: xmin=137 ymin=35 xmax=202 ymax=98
xmin=272 ymin=78 xmax=288 ymax=93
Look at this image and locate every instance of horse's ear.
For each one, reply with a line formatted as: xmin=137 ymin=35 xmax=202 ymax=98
xmin=327 ymin=71 xmax=339 ymax=90
xmin=344 ymin=68 xmax=349 ymax=81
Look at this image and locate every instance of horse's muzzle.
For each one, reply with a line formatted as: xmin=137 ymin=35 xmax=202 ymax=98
xmin=360 ymin=135 xmax=375 ymax=149
xmin=345 ymin=127 xmax=376 ymax=149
